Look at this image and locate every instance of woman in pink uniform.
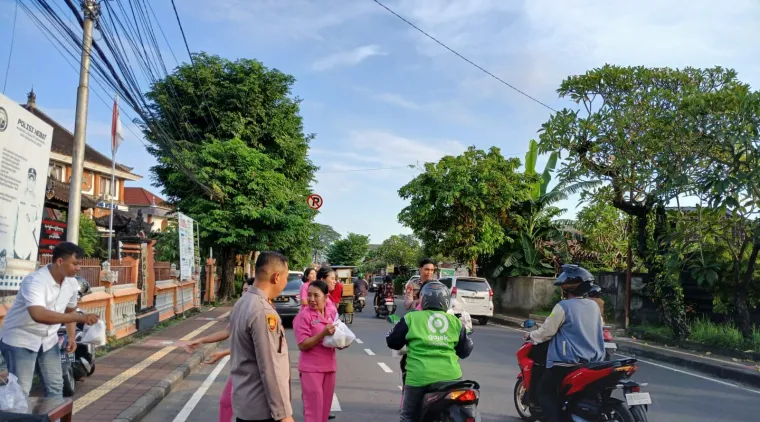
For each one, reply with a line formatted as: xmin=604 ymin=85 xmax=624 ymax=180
xmin=299 ymin=268 xmax=317 ymax=308
xmin=293 ymin=279 xmax=345 ymax=422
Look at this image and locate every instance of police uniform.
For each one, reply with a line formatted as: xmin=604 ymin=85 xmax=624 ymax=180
xmin=229 ymin=287 xmax=292 ymax=422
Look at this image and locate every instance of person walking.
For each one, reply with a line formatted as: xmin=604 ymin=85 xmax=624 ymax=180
xmin=229 ymin=251 xmax=294 ymax=422
xmin=0 ymin=242 xmax=99 ymax=398
xmin=293 ymin=280 xmax=348 ymax=422
xmin=299 ymin=268 xmax=317 ymax=308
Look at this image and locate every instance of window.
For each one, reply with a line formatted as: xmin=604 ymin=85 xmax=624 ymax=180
xmin=454 ymin=279 xmax=490 ymax=292
xmin=48 ymin=164 xmax=63 ymax=181
xmin=286 ymin=279 xmax=303 ymax=291
xmin=439 ymin=278 xmax=453 ymax=288
xmin=100 ymin=178 xmax=118 ymax=198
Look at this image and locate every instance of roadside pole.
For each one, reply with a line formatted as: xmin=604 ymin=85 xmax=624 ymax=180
xmin=67 ymin=0 xmax=100 ymax=243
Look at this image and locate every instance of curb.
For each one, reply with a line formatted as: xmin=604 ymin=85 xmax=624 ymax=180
xmin=615 ymin=341 xmax=760 ymax=389
xmin=490 ymin=314 xmax=760 ymax=389
xmin=113 ymin=342 xmax=220 ymax=422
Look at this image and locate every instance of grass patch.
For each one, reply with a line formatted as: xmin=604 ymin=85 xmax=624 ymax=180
xmin=533 ymin=310 xmax=552 ymax=317
xmin=631 ymin=318 xmax=760 ymax=353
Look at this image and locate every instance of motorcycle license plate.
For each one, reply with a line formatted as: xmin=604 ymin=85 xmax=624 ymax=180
xmin=60 ymin=353 xmax=73 ymax=364
xmin=605 ymin=342 xmax=617 ymax=349
xmin=625 ymin=392 xmax=652 ymax=406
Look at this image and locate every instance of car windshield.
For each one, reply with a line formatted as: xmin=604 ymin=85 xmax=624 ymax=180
xmin=455 ymin=279 xmax=490 ymax=292
xmin=285 ymin=279 xmax=302 ymax=291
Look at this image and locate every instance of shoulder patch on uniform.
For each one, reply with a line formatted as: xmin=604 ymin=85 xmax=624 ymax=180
xmin=266 ymin=314 xmax=278 ymax=332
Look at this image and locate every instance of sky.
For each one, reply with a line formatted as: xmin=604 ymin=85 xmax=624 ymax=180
xmin=1 ymin=0 xmax=759 ymax=244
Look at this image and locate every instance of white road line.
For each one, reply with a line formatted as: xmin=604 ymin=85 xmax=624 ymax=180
xmin=398 ymin=385 xmax=403 ymax=390
xmin=378 ymin=362 xmax=393 ymax=373
xmin=364 ymin=349 xmax=375 ymax=356
xmin=172 ymin=355 xmax=230 ymax=422
xmin=355 ymin=338 xmax=364 ymax=344
xmin=616 ymin=353 xmax=760 ymax=395
xmin=217 ymin=311 xmax=231 ymax=319
xmin=330 ymin=393 xmax=342 ymax=412
xmin=207 ymin=307 xmax=216 ymax=311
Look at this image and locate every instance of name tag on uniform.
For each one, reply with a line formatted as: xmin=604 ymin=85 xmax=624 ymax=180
xmin=311 ymin=319 xmax=320 ymax=326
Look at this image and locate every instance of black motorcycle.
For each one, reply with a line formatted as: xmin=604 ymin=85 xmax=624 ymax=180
xmin=59 ymin=277 xmax=98 ymax=396
xmin=416 ymin=380 xmax=482 ymax=422
xmin=353 ymin=293 xmax=366 ymax=312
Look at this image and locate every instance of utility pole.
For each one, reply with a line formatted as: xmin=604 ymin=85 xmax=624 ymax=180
xmin=67 ymin=0 xmax=100 ymax=243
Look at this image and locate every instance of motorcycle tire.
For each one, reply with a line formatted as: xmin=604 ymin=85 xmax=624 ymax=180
xmin=630 ymin=405 xmax=648 ymax=422
xmin=513 ymin=378 xmax=536 ymax=422
xmin=88 ymin=361 xmax=96 ymax=376
xmin=603 ymin=402 xmax=636 ymax=422
xmin=62 ymin=364 xmax=76 ymax=397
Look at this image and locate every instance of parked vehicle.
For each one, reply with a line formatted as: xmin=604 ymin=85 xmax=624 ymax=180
xmin=438 ymin=276 xmax=494 ymax=325
xmin=58 ymin=328 xmax=77 ymax=397
xmin=370 ymin=275 xmax=384 ymax=292
xmin=514 ymin=319 xmax=650 ymax=422
xmin=272 ymin=271 xmax=303 ymax=321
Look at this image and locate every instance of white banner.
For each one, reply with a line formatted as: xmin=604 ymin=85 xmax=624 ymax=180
xmin=0 ymin=94 xmax=53 ymax=265
xmin=177 ymin=212 xmax=195 ymax=280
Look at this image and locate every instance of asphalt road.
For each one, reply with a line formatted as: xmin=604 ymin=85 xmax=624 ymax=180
xmin=142 ymin=301 xmax=760 ymax=422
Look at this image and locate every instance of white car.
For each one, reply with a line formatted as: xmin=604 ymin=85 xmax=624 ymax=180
xmin=438 ymin=276 xmax=494 ymax=325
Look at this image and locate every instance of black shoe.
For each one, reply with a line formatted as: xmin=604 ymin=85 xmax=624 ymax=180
xmin=328 ymin=415 xmax=336 ymax=420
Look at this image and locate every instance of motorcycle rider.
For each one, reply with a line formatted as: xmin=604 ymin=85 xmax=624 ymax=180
xmin=587 ymin=283 xmax=605 ymax=324
xmin=403 ymin=258 xmax=436 ymax=310
xmin=523 ymin=264 xmax=605 ymax=422
xmin=386 ymin=281 xmax=473 ymax=422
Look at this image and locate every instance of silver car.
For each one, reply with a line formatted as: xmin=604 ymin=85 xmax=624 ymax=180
xmin=273 ymin=272 xmax=303 ymax=320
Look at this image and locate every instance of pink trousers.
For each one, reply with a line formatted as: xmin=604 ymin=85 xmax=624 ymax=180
xmin=300 ymin=371 xmax=337 ymax=422
xmin=219 ymin=375 xmax=233 ymax=422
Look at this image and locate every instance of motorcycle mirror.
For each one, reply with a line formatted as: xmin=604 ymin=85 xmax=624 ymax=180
xmin=522 ymin=319 xmax=536 ymax=329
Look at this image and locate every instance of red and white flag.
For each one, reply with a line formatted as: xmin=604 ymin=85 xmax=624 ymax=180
xmin=111 ymin=94 xmax=124 ymax=156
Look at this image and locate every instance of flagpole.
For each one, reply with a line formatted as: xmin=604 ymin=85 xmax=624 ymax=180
xmin=107 ymin=153 xmax=116 ymax=261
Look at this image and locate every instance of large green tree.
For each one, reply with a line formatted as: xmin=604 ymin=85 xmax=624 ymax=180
xmin=575 ymin=187 xmax=635 ymax=272
xmin=538 ymin=65 xmax=753 ymax=338
xmin=376 ymin=234 xmax=423 ymax=269
xmin=398 ymin=146 xmax=535 ymax=275
xmin=325 ymin=233 xmax=371 ymax=266
xmin=143 ymin=53 xmax=317 ymax=299
xmin=310 ymin=224 xmax=341 ymax=263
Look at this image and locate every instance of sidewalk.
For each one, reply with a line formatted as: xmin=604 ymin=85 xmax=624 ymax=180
xmin=69 ymin=306 xmax=230 ymax=422
xmin=490 ymin=313 xmax=760 ymax=389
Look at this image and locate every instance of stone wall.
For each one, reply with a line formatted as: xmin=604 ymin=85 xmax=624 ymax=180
xmin=490 ymin=276 xmax=557 ymax=316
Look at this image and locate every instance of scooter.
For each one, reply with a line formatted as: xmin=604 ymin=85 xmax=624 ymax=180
xmin=514 ymin=320 xmax=650 ymax=422
xmin=353 ymin=293 xmax=366 ymax=312
xmin=386 ymin=314 xmax=482 ymax=421
xmin=375 ymin=290 xmax=397 ymax=318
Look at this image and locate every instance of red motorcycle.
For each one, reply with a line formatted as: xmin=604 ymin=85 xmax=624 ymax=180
xmin=514 ymin=321 xmax=650 ymax=422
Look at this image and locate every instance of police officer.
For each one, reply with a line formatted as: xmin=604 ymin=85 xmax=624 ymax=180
xmin=403 ymin=258 xmax=436 ymax=310
xmin=229 ymin=251 xmax=295 ymax=422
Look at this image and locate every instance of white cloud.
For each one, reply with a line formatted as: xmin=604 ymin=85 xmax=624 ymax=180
xmin=366 ymin=90 xmax=484 ymax=126
xmin=312 ymin=45 xmax=386 ymax=71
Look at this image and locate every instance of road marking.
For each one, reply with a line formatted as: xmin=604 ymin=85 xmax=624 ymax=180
xmin=364 ymin=348 xmax=375 ymax=356
xmin=398 ymin=385 xmax=403 ymax=390
xmin=617 ymin=353 xmax=760 ymax=395
xmin=330 ymin=393 xmax=342 ymax=411
xmin=378 ymin=362 xmax=393 ymax=373
xmin=207 ymin=307 xmax=216 ymax=311
xmin=217 ymin=311 xmax=231 ymax=319
xmin=355 ymin=338 xmax=363 ymax=344
xmin=172 ymin=355 xmax=230 ymax=422
xmin=73 ymin=321 xmax=218 ymax=414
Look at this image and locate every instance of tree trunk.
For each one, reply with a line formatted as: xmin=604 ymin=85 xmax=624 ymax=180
xmin=217 ymin=247 xmax=236 ymax=301
xmin=738 ymin=240 xmax=760 ymax=339
xmin=470 ymin=257 xmax=477 ymax=276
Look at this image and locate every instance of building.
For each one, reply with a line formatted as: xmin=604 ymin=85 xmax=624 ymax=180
xmin=22 ymin=89 xmax=141 ymax=232
xmin=124 ymin=187 xmax=173 ymax=232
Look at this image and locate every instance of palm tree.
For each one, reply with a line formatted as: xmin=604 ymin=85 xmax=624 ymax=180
xmin=494 ymin=140 xmax=598 ymax=277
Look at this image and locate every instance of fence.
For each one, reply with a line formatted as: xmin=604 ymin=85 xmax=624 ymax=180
xmin=154 ymin=261 xmax=172 ymax=281
xmin=38 ymin=256 xmax=134 ymax=287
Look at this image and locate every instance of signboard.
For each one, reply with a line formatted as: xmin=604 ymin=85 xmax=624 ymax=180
xmin=139 ymin=242 xmax=148 ymax=308
xmin=177 ymin=212 xmax=195 ymax=280
xmin=336 ymin=269 xmax=352 ymax=279
xmin=439 ymin=268 xmax=455 ymax=277
xmin=0 ymin=93 xmax=53 ymax=264
xmin=38 ymin=218 xmax=67 ymax=259
xmin=307 ymin=194 xmax=323 ymax=210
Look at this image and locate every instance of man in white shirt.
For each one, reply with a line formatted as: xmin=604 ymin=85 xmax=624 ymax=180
xmin=0 ymin=242 xmax=99 ymax=397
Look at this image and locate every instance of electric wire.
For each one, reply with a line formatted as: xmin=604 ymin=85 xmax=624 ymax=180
xmin=2 ymin=0 xmax=18 ymax=93
xmin=371 ymin=0 xmax=557 ymax=112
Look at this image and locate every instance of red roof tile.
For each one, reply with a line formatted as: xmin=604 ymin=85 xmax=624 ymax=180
xmin=123 ymin=187 xmax=170 ymax=208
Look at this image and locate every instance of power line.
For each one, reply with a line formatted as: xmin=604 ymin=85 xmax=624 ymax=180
xmin=316 ymin=151 xmax=529 ymax=173
xmin=371 ymin=0 xmax=557 ymax=113
xmin=2 ymin=0 xmax=18 ymax=93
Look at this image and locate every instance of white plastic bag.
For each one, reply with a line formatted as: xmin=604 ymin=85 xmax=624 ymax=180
xmin=0 ymin=373 xmax=28 ymax=413
xmin=322 ymin=315 xmax=356 ymax=349
xmin=80 ymin=320 xmax=107 ymax=346
xmin=447 ymin=309 xmax=473 ymax=333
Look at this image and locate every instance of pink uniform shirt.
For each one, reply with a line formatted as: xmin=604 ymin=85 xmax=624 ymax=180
xmin=299 ymin=281 xmax=311 ymax=309
xmin=293 ymin=303 xmax=338 ymax=373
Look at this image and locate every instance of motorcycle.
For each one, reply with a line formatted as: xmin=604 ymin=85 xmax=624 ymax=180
xmin=57 ymin=328 xmax=77 ymax=397
xmin=603 ymin=325 xmax=617 ymax=360
xmin=386 ymin=314 xmax=482 ymax=422
xmin=354 ymin=293 xmax=366 ymax=312
xmin=514 ymin=320 xmax=650 ymax=422
xmin=375 ymin=290 xmax=397 ymax=318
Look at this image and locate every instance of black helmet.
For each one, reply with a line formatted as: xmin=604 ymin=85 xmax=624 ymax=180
xmin=588 ymin=283 xmax=602 ymax=298
xmin=554 ymin=264 xmax=594 ymax=297
xmin=419 ymin=281 xmax=450 ymax=311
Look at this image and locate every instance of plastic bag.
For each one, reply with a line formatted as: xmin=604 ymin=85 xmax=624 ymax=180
xmin=0 ymin=373 xmax=28 ymax=413
xmin=80 ymin=320 xmax=107 ymax=346
xmin=322 ymin=315 xmax=356 ymax=349
xmin=447 ymin=309 xmax=473 ymax=333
